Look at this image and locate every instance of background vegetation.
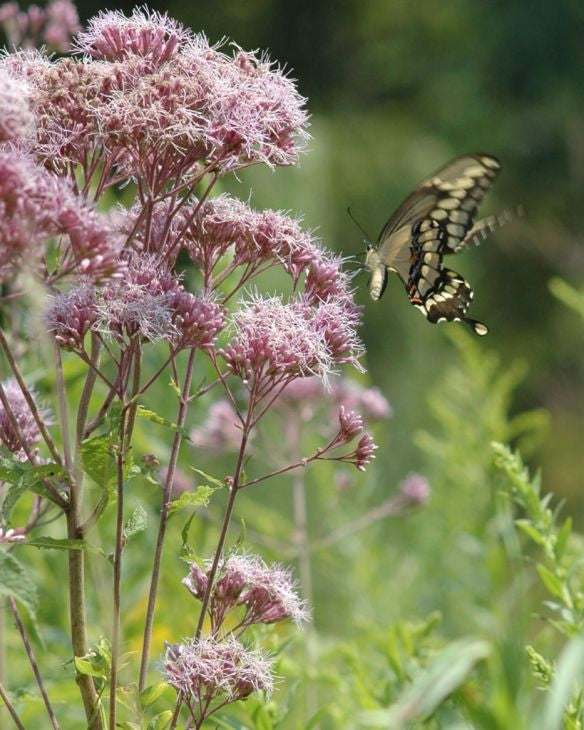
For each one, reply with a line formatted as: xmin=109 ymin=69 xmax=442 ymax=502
xmin=3 ymin=0 xmax=584 ymax=727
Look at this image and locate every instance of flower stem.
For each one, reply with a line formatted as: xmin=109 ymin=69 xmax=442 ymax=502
xmin=0 ymin=681 xmax=25 ymax=730
xmin=9 ymin=598 xmax=60 ymax=730
xmin=138 ymin=348 xmax=196 ymax=692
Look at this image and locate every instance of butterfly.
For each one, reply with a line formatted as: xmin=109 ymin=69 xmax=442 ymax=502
xmin=365 ymin=153 xmax=502 ymax=336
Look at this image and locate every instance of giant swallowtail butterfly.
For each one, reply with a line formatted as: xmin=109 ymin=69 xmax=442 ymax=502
xmin=365 ymin=153 xmax=501 ymax=336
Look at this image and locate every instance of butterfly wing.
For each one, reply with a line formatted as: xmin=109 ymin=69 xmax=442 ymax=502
xmin=370 ymin=153 xmax=500 ymax=335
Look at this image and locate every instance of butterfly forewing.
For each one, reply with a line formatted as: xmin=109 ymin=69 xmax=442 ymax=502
xmin=369 ymin=153 xmax=500 ymax=336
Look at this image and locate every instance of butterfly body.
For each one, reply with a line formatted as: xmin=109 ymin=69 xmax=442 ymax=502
xmin=366 ymin=153 xmax=500 ymax=336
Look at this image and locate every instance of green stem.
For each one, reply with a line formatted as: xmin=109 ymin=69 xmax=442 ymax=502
xmin=138 ymin=348 xmax=196 ymax=691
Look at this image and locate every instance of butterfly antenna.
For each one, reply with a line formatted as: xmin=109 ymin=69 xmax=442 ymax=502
xmin=347 ymin=207 xmax=373 ymax=244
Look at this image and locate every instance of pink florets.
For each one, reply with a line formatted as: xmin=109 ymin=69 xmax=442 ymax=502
xmin=74 ymin=8 xmax=189 ymax=64
xmin=183 ymin=553 xmax=309 ymax=631
xmin=353 ymin=433 xmax=378 ymax=472
xmin=0 ymin=377 xmax=49 ymax=457
xmin=164 ymin=636 xmax=274 ymax=703
xmin=221 ymin=295 xmax=331 ymax=383
xmin=0 ymin=69 xmax=34 ymax=142
xmin=47 ymin=285 xmax=98 ymax=350
xmin=169 ymin=290 xmax=226 ymax=350
xmin=0 ymin=150 xmax=122 ymax=281
xmin=337 ymin=406 xmax=364 ymax=443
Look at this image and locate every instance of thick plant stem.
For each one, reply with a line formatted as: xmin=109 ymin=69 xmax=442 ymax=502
xmin=66 ymin=508 xmax=104 ymax=729
xmin=109 ymin=410 xmax=127 ymax=730
xmin=9 ymin=598 xmax=60 ymax=730
xmin=138 ymin=348 xmax=196 ymax=692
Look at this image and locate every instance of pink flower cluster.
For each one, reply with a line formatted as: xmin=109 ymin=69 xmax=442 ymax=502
xmin=164 ymin=636 xmax=273 ymax=706
xmin=0 ymin=0 xmax=79 ymax=52
xmin=183 ymin=553 xmax=309 ymax=635
xmin=0 ymin=150 xmax=123 ymax=281
xmin=47 ymin=253 xmax=226 ymax=350
xmin=221 ymin=293 xmax=362 ymax=386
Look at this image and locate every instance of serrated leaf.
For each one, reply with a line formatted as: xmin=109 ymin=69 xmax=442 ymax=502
xmin=0 ymin=550 xmax=38 ymax=622
xmin=537 ymin=565 xmax=565 ymax=600
xmin=123 ymin=503 xmax=147 ymax=542
xmin=136 ymin=406 xmax=190 ymax=440
xmin=189 ymin=467 xmax=224 ymax=488
xmin=140 ymin=682 xmax=171 ymax=709
xmin=2 ymin=463 xmax=66 ymax=521
xmin=25 ymin=536 xmax=105 ymax=556
xmin=168 ymin=486 xmax=215 ymax=516
xmin=148 ymin=711 xmax=173 ymax=730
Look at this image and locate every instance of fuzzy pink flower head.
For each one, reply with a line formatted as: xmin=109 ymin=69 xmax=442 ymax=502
xmin=399 ymin=473 xmax=431 ymax=506
xmin=0 ymin=70 xmax=34 ymax=142
xmin=0 ymin=377 xmax=49 ymax=457
xmin=169 ymin=290 xmax=226 ymax=351
xmin=235 ymin=555 xmax=310 ymax=627
xmin=0 ymin=0 xmax=78 ymax=51
xmin=0 ymin=150 xmax=123 ymax=281
xmin=247 ymin=209 xmax=316 ymax=279
xmin=312 ymin=296 xmax=364 ymax=367
xmin=47 ymin=285 xmax=98 ymax=350
xmin=221 ymin=295 xmax=333 ymax=383
xmin=184 ymin=195 xmax=255 ymax=271
xmin=74 ymin=8 xmax=189 ymax=64
xmin=188 ymin=44 xmax=309 ymax=172
xmin=163 ymin=636 xmax=274 ymax=703
xmin=190 ymin=400 xmax=242 ymax=453
xmin=304 ymin=249 xmax=354 ymax=303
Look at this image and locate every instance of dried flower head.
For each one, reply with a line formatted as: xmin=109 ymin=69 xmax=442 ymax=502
xmin=164 ymin=636 xmax=274 ymax=704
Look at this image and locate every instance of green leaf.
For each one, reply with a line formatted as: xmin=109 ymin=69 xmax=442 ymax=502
xmin=555 ymin=517 xmax=572 ymax=562
xmin=358 ymin=638 xmax=490 ymax=728
xmin=147 ymin=711 xmax=173 ymax=730
xmin=0 ymin=550 xmax=38 ymax=621
xmin=189 ymin=467 xmax=225 ymax=489
xmin=1 ymin=462 xmax=66 ymax=520
xmin=515 ymin=519 xmax=546 ymax=546
xmin=136 ymin=406 xmax=190 ymax=440
xmin=251 ymin=704 xmax=273 ymax=730
xmin=123 ymin=503 xmax=147 ymax=542
xmin=24 ymin=536 xmax=105 ymax=556
xmin=81 ymin=435 xmax=118 ymax=492
xmin=140 ymin=682 xmax=171 ymax=709
xmin=536 ymin=565 xmax=565 ymax=600
xmin=168 ymin=486 xmax=216 ymax=516
xmin=180 ymin=512 xmax=197 ymax=562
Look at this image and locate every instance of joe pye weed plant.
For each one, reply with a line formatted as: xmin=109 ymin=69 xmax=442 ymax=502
xmin=0 ymin=5 xmax=382 ymax=727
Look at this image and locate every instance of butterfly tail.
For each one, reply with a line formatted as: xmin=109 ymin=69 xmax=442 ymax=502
xmin=464 ymin=317 xmax=489 ymax=336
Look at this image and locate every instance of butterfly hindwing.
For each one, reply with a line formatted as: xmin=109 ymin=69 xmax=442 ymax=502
xmin=366 ymin=153 xmax=499 ymax=335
